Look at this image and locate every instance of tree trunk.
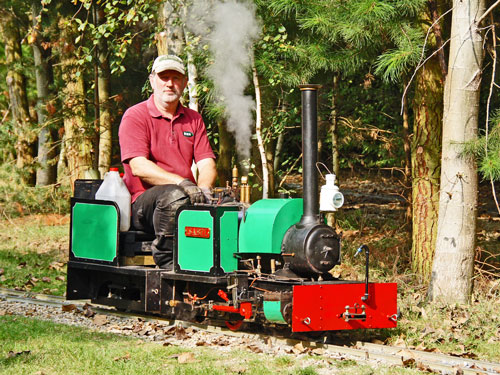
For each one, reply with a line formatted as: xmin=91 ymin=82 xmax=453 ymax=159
xmin=274 ymin=133 xmax=284 ymax=173
xmin=273 ymin=99 xmax=286 ymax=174
xmin=0 ymin=8 xmax=36 ymax=185
xmin=185 ymin=43 xmax=199 ymax=111
xmin=252 ymin=60 xmax=268 ymax=199
xmin=217 ymin=119 xmax=233 ymax=186
xmin=96 ymin=7 xmax=113 ymax=177
xmin=157 ymin=1 xmax=184 ymax=56
xmin=326 ymin=74 xmax=340 ymax=228
xmin=402 ymin=92 xmax=411 ymax=185
xmin=59 ymin=18 xmax=94 ymax=188
xmin=266 ymin=139 xmax=276 ymax=197
xmin=429 ymin=0 xmax=485 ymax=303
xmin=32 ymin=1 xmax=57 ymax=186
xmin=411 ymin=56 xmax=443 ymax=281
xmin=330 ymin=74 xmax=340 ymax=178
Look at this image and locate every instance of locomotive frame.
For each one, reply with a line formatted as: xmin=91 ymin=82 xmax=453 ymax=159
xmin=66 ymin=84 xmax=398 ymax=334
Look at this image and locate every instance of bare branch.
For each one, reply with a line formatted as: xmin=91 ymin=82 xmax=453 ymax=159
xmin=1 ymin=105 xmax=11 ymax=125
xmin=400 ymin=6 xmax=454 ymax=114
xmin=477 ymin=0 xmax=500 ymax=25
xmin=278 ymin=153 xmax=302 ymax=189
xmin=484 ymin=15 xmax=500 ymax=216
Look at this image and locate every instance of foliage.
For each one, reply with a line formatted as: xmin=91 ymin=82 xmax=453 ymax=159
xmin=251 ymin=0 xmax=427 ymax=176
xmin=463 ymin=110 xmax=500 ymax=182
xmin=265 ymin=0 xmax=426 ymax=79
xmin=323 ymin=76 xmax=405 ymax=169
xmin=0 ymin=164 xmax=70 ymax=217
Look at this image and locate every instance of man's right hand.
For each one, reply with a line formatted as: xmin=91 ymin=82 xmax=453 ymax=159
xmin=179 ymin=179 xmax=205 ymax=204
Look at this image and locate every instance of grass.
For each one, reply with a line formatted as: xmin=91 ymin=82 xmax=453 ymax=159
xmin=0 ymin=315 xmax=431 ymax=375
xmin=1 ymin=315 xmax=217 ymax=375
xmin=0 ymin=216 xmax=68 ymax=295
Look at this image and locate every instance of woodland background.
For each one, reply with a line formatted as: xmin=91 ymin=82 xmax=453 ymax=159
xmin=0 ymin=0 xmax=499 ymax=304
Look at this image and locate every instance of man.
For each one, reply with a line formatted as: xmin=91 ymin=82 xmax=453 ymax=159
xmin=119 ymin=54 xmax=217 ymax=269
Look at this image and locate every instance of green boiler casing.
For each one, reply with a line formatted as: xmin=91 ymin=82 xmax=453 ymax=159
xmin=238 ymin=199 xmax=303 ymax=254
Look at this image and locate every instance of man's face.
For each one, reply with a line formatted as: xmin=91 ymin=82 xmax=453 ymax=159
xmin=150 ymin=70 xmax=187 ymax=107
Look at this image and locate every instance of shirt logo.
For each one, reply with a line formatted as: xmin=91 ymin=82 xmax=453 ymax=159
xmin=183 ymin=131 xmax=194 ymax=137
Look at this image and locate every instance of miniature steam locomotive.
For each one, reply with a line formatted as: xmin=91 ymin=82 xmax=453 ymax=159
xmin=66 ymin=85 xmax=397 ymax=334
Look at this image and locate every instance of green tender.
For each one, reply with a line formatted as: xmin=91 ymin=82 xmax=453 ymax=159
xmin=238 ymin=199 xmax=303 ymax=254
xmin=71 ymin=203 xmax=118 ymax=262
xmin=177 ymin=210 xmax=215 ymax=272
xmin=263 ymin=301 xmax=286 ymax=323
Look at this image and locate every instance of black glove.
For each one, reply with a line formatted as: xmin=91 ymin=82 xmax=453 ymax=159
xmin=179 ymin=179 xmax=205 ymax=204
xmin=201 ymin=187 xmax=213 ymax=203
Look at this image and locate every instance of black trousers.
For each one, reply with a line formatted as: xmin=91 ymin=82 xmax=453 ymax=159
xmin=131 ymin=184 xmax=189 ymax=268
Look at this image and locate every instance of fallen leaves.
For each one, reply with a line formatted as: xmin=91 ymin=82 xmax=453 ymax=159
xmin=177 ymin=352 xmax=196 ymax=364
xmin=175 ymin=326 xmax=188 ymax=340
xmin=93 ymin=314 xmax=109 ymax=326
xmin=61 ymin=304 xmax=77 ymax=312
xmin=291 ymin=342 xmax=307 ymax=354
xmin=49 ymin=262 xmax=65 ymax=271
xmin=7 ymin=350 xmax=31 ymax=359
xmin=166 ymin=352 xmax=198 ymax=364
xmin=83 ymin=303 xmax=95 ymax=318
xmin=113 ymin=353 xmax=131 ymax=361
xmin=246 ymin=344 xmax=263 ymax=353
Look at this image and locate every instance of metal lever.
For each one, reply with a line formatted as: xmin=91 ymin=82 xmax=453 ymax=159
xmin=343 ymin=303 xmax=366 ymax=322
xmin=355 ymin=244 xmax=370 ymax=301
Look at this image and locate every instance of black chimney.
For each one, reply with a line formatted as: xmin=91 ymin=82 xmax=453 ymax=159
xmin=298 ymin=84 xmax=321 ymax=225
xmin=280 ymin=84 xmax=340 ymax=276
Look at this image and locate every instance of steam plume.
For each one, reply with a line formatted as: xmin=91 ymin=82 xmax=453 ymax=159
xmin=186 ymin=0 xmax=260 ymax=160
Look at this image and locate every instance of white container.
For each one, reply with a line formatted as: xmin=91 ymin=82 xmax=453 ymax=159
xmin=95 ymin=168 xmax=131 ymax=232
xmin=320 ymin=174 xmax=344 ymax=212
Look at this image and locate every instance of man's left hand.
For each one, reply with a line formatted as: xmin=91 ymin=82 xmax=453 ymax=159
xmin=201 ymin=187 xmax=213 ymax=203
xmin=179 ymin=179 xmax=205 ymax=204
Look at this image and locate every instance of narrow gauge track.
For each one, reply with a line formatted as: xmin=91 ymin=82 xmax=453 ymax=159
xmin=1 ymin=287 xmax=499 ymax=375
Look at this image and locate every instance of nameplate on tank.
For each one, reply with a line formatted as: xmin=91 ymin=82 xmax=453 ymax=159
xmin=185 ymin=226 xmax=211 ymax=239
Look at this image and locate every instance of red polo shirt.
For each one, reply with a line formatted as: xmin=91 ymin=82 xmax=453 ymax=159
xmin=119 ymin=95 xmax=215 ymax=202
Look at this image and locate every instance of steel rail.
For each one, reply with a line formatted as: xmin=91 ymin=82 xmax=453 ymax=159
xmin=1 ymin=288 xmax=499 ymax=374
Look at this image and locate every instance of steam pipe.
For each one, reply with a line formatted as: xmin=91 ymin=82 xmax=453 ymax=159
xmin=299 ymin=84 xmax=322 ymax=225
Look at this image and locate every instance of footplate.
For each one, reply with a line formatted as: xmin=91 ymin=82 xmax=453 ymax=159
xmin=292 ymin=282 xmax=397 ymax=332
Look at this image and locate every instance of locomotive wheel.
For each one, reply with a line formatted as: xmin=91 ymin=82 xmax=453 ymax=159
xmin=225 ymin=320 xmax=243 ymax=331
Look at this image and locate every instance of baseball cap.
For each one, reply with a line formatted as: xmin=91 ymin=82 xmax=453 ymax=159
xmin=151 ymin=55 xmax=186 ymax=75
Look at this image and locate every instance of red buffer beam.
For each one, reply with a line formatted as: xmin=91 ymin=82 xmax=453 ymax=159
xmin=292 ymin=283 xmax=398 ymax=332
